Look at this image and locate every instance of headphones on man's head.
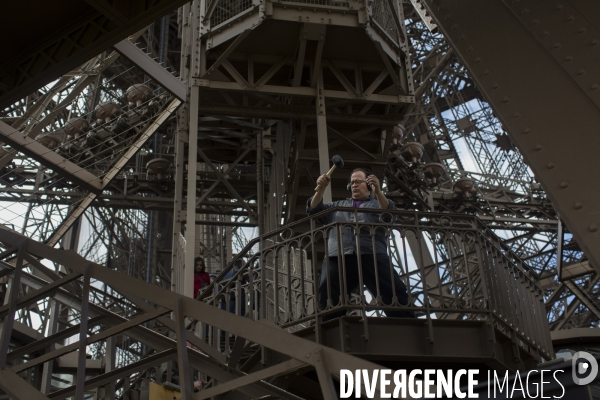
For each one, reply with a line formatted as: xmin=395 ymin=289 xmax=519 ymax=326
xmin=347 ymin=168 xmax=373 ymax=193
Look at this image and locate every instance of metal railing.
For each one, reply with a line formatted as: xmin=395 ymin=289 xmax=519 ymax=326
xmin=208 ymin=0 xmax=255 ymax=29
xmin=202 ymin=0 xmax=404 ymax=43
xmin=371 ymin=0 xmax=402 ymax=45
xmin=198 ymin=207 xmax=553 ymax=361
xmin=281 ymin=0 xmax=351 ymax=7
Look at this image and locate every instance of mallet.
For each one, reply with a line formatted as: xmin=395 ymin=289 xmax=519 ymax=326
xmin=314 ymin=155 xmax=344 ymax=191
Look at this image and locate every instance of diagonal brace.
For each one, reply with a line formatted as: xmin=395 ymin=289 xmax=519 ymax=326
xmin=196 ymin=147 xmax=257 ymax=220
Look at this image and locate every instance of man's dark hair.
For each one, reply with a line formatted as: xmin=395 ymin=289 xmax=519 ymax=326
xmin=351 ymin=168 xmax=372 ymax=178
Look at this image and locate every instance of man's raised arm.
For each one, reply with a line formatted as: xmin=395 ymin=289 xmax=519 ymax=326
xmin=366 ymin=175 xmax=390 ymax=209
xmin=310 ymin=174 xmax=331 ymax=208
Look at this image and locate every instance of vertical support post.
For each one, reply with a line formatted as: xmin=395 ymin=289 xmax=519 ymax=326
xmin=175 ymin=298 xmax=193 ymax=399
xmin=316 ymin=70 xmax=331 ymax=203
xmin=183 ymin=0 xmax=202 ymax=298
xmin=172 ymin=2 xmax=191 ymax=295
xmin=172 ymin=104 xmax=188 ymax=294
xmin=192 ymin=0 xmax=204 ymax=78
xmin=145 ymin=13 xmax=170 ymax=293
xmin=123 ymin=376 xmax=130 ymax=400
xmin=557 ymin=216 xmax=564 ymax=280
xmin=257 ymin=131 xmax=267 ymax=321
xmin=414 ymin=225 xmax=434 ymax=345
xmin=0 ymin=239 xmax=26 ymax=368
xmin=75 ymin=264 xmax=91 ymax=400
xmin=105 ymin=336 xmax=116 ymax=400
xmin=40 ymin=300 xmax=59 ymax=394
xmin=257 ymin=131 xmax=265 ymax=237
xmin=185 ymin=85 xmax=200 ymax=298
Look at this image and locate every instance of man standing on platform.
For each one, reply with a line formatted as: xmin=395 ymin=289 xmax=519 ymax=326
xmin=307 ymin=168 xmax=414 ymax=321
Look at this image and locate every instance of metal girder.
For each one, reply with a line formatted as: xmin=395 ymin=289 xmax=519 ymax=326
xmin=564 ymin=279 xmax=600 ymax=320
xmin=196 ymin=103 xmax=405 ymax=125
xmin=546 ymin=273 xmax=600 ymax=329
xmin=196 ymin=359 xmax=305 ymax=400
xmin=12 ymin=308 xmax=170 ymax=374
xmin=46 ymin=98 xmax=181 ymax=247
xmin=408 ymin=0 xmax=437 ymax=32
xmin=113 ymin=40 xmax=187 ymax=101
xmin=194 ymin=146 xmax=254 ymax=207
xmin=414 ymin=49 xmax=453 ymax=98
xmin=201 ymin=30 xmax=252 ymax=79
xmin=0 ymin=368 xmax=51 ymax=400
xmin=0 ymin=52 xmax=120 ymax=171
xmin=196 ymin=147 xmax=258 ymax=220
xmin=6 ymin=316 xmax=106 ymax=362
xmin=47 ymin=350 xmax=176 ymax=400
xmin=196 ymin=79 xmax=414 ymax=104
xmin=0 ymin=272 xmax=81 ymax=318
xmin=0 ymin=242 xmax=25 ymax=367
xmin=0 ymin=227 xmax=393 ymax=399
xmin=0 ymin=0 xmax=190 ymax=110
xmin=423 ymin=0 xmax=600 ymax=272
xmin=0 ymin=254 xmax=296 ymax=400
xmin=0 ymin=121 xmax=103 ymax=193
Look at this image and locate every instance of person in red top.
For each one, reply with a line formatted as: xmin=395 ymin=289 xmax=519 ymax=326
xmin=193 ymin=257 xmax=211 ymax=299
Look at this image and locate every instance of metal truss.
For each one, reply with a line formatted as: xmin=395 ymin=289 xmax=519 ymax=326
xmin=0 ymin=37 xmax=182 ymax=254
xmin=0 ymin=0 xmax=600 ymax=398
xmin=421 ymin=0 xmax=600 ymax=280
xmin=0 ymin=226 xmax=387 ymax=400
xmin=0 ymin=0 xmax=191 ymax=110
xmin=391 ymin=3 xmax=593 ymax=330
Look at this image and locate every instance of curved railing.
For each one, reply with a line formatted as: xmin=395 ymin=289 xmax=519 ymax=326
xmin=198 ymin=207 xmax=553 ymax=361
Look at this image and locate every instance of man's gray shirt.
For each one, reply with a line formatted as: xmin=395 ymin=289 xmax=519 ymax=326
xmin=306 ymin=194 xmax=397 ymax=256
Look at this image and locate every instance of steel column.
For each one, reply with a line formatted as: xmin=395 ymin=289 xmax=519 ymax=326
xmin=185 ymin=85 xmax=200 ymax=298
xmin=316 ymin=70 xmax=332 ymax=203
xmin=0 ymin=240 xmax=26 ymax=367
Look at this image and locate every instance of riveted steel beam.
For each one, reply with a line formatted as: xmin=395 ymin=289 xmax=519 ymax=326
xmin=0 ymin=121 xmax=103 ymax=193
xmin=0 ymin=0 xmax=190 ymax=110
xmin=113 ymin=40 xmax=187 ymax=101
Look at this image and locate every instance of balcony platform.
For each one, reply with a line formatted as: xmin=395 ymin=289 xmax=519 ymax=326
xmin=292 ymin=316 xmax=541 ymax=372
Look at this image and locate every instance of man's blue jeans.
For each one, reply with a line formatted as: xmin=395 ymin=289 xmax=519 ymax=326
xmin=318 ymin=253 xmax=415 ymax=321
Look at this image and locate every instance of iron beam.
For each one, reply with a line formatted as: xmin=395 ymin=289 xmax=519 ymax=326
xmin=113 ymin=40 xmax=187 ymax=101
xmin=0 ymin=121 xmax=103 ymax=193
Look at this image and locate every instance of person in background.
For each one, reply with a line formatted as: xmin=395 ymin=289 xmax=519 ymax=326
xmin=220 ymin=258 xmax=246 ymax=315
xmin=193 ymin=256 xmax=211 ymax=299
